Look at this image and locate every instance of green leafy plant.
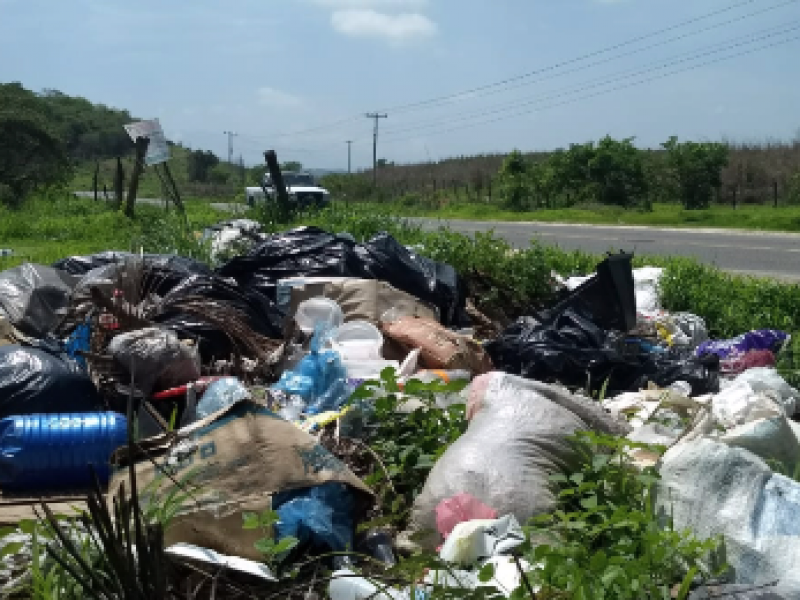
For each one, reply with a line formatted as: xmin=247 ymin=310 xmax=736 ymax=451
xmin=663 ymin=137 xmax=729 ymax=210
xmin=524 ymin=431 xmax=724 ymax=599
xmin=242 ymin=510 xmax=299 ymax=569
xmin=350 ymin=368 xmax=469 ymax=527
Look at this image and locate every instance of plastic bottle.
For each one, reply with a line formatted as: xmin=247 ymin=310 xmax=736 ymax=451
xmin=359 ymin=529 xmax=397 ymax=566
xmin=195 ymin=377 xmax=250 ymax=419
xmin=0 ymin=412 xmax=128 ymax=491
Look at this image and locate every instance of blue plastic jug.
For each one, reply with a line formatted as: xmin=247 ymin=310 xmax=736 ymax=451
xmin=0 ymin=412 xmax=128 ymax=491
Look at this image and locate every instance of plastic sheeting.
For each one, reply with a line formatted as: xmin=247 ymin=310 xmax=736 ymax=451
xmin=0 ymin=264 xmax=80 ymax=338
xmin=0 ymin=344 xmax=102 ymax=419
xmin=217 ymin=226 xmax=468 ymax=327
xmin=108 ymin=328 xmax=201 ymax=397
xmin=406 ymin=372 xmax=630 ymax=550
xmin=698 ymin=330 xmax=789 ymax=359
xmin=152 ymin=275 xmax=284 ymax=362
xmin=484 ymin=306 xmax=720 ymax=395
xmin=656 ymin=439 xmax=800 ymax=594
xmin=54 ymin=251 xmax=212 ymax=279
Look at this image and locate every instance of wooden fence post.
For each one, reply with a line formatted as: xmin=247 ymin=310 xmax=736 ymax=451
xmin=265 ymin=150 xmax=290 ymax=222
xmin=113 ymin=157 xmax=124 ymax=209
xmin=774 ymin=180 xmax=779 ymax=208
xmin=124 ymin=136 xmax=150 ymax=218
xmin=92 ymin=162 xmax=100 ymax=202
xmin=732 ymin=186 xmax=738 ymax=210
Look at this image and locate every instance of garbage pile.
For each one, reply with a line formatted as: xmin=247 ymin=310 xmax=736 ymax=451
xmin=0 ymin=223 xmax=798 ymax=598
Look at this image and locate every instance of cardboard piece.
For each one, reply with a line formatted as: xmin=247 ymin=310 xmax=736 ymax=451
xmin=108 ymin=400 xmax=372 ymax=561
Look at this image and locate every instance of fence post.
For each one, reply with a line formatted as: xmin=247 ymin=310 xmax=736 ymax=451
xmin=732 ymin=186 xmax=737 ymax=210
xmin=92 ymin=162 xmax=100 ymax=202
xmin=774 ymin=180 xmax=779 ymax=208
xmin=113 ymin=157 xmax=124 ymax=210
xmin=124 ymin=136 xmax=150 ymax=219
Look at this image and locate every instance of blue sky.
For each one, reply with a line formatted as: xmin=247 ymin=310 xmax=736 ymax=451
xmin=1 ymin=0 xmax=798 ymax=170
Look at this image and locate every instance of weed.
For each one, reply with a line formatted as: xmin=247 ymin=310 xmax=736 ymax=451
xmin=242 ymin=510 xmax=299 ymax=570
xmin=524 ymin=431 xmax=724 ymax=599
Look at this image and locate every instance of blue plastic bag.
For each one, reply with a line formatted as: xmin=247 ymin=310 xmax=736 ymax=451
xmin=274 ymin=482 xmax=355 ymax=553
xmin=272 ymin=325 xmax=350 ymax=415
xmin=64 ymin=320 xmax=92 ymax=370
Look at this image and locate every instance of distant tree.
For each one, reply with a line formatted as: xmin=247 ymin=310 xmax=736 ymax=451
xmin=0 ymin=86 xmax=71 ymax=207
xmin=186 ymin=149 xmax=219 ymax=182
xmin=376 ymin=158 xmax=394 ymax=168
xmin=208 ymin=163 xmax=231 ymax=185
xmin=281 ymin=161 xmax=302 ymax=172
xmin=663 ymin=137 xmax=729 ymax=209
xmin=496 ymin=149 xmax=531 ymax=211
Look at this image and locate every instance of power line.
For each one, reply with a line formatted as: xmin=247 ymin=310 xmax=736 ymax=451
xmin=244 ymin=0 xmax=790 ymax=140
xmin=379 ymin=0 xmax=787 ymax=115
xmin=380 ymin=20 xmax=800 ymax=138
xmin=382 ymin=0 xmax=799 ymax=135
xmin=379 ymin=29 xmax=800 ymax=145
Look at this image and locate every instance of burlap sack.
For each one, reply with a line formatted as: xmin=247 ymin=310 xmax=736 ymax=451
xmin=380 ymin=316 xmax=493 ymax=375
xmin=108 ymin=400 xmax=372 ymax=560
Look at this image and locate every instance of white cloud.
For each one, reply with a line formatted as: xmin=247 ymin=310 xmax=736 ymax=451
xmin=331 ymin=9 xmax=436 ymax=42
xmin=257 ymin=87 xmax=304 ymax=108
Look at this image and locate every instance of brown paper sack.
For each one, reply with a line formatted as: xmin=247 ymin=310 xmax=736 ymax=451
xmin=108 ymin=400 xmax=372 ymax=561
xmin=380 ymin=316 xmax=494 ymax=375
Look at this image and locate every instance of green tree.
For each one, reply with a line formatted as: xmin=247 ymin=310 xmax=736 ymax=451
xmin=588 ymin=136 xmax=649 ymax=208
xmin=496 ymin=149 xmax=531 ymax=211
xmin=186 ymin=149 xmax=219 ymax=182
xmin=0 ymin=87 xmax=71 ymax=207
xmin=281 ymin=161 xmax=302 ymax=172
xmin=208 ymin=163 xmax=231 ymax=185
xmin=663 ymin=136 xmax=729 ymax=209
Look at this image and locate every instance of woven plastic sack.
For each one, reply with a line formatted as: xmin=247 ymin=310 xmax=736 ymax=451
xmin=406 ymin=372 xmax=630 ymax=550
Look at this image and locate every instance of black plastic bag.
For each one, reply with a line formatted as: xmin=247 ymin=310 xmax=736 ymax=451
xmin=217 ymin=226 xmax=361 ymax=300
xmin=0 ymin=264 xmax=80 ymax=339
xmin=485 ymin=306 xmax=719 ymax=395
xmin=152 ymin=275 xmax=283 ymax=361
xmin=545 ymin=252 xmax=637 ymax=333
xmin=217 ymin=226 xmax=469 ymax=327
xmin=354 ymin=233 xmax=468 ymax=327
xmin=0 ymin=344 xmax=102 ymax=419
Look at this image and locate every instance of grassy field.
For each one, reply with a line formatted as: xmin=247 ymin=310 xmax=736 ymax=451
xmin=0 ymin=192 xmax=226 ymax=269
xmin=395 ymin=200 xmax=800 ymax=232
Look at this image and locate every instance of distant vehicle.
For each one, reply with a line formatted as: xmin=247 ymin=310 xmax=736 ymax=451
xmin=245 ymin=171 xmax=331 ymax=208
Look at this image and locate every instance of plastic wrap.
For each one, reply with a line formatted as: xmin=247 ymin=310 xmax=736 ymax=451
xmin=0 ymin=264 xmax=80 ymax=338
xmin=273 ymin=482 xmax=355 ymax=554
xmin=108 ymin=327 xmax=201 ymax=397
xmin=697 ymin=330 xmax=789 ymax=359
xmin=657 ymin=439 xmax=800 ymax=592
xmin=0 ymin=345 xmax=102 ymax=419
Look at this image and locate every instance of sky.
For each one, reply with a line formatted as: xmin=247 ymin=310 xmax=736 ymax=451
xmin=1 ymin=0 xmax=799 ymax=170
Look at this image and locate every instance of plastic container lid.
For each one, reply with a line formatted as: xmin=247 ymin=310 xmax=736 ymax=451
xmin=329 ymin=321 xmax=384 ymax=360
xmin=295 ymin=297 xmax=344 ymax=334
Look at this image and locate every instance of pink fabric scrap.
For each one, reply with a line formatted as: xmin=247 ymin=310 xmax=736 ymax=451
xmin=435 ymin=493 xmax=497 ymax=539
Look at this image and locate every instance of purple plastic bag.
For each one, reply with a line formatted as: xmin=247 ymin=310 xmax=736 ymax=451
xmin=697 ymin=329 xmax=789 ymax=359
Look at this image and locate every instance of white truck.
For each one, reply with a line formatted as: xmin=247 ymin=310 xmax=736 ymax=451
xmin=245 ymin=171 xmax=331 ymax=208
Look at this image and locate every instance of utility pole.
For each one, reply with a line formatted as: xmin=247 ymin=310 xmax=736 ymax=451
xmin=365 ymin=113 xmax=387 ymax=186
xmin=223 ymin=130 xmax=238 ymax=164
xmin=346 ymin=140 xmax=353 ymax=174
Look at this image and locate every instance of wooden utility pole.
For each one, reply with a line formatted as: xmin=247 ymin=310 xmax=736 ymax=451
xmin=365 ymin=112 xmax=387 ymax=187
xmin=124 ymin=136 xmax=150 ymax=218
xmin=346 ymin=140 xmax=353 ymax=174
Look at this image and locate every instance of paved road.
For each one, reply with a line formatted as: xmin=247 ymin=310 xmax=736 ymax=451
xmin=410 ymin=218 xmax=800 ymax=282
xmin=73 ymin=193 xmax=800 ymax=281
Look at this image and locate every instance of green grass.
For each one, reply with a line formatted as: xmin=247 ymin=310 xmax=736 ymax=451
xmin=395 ymin=200 xmax=800 ymax=232
xmin=0 ymin=191 xmax=226 ymax=269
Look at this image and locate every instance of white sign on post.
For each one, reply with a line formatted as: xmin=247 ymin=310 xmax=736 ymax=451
xmin=123 ymin=119 xmax=170 ymax=165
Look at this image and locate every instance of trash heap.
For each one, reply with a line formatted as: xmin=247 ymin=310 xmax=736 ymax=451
xmin=0 ymin=223 xmax=798 ymax=598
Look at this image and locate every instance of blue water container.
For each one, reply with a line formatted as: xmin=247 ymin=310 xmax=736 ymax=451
xmin=0 ymin=412 xmax=128 ymax=491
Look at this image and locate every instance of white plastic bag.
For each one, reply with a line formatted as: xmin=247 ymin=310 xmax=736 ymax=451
xmin=657 ymin=439 xmax=800 ymax=592
xmin=406 ymin=372 xmax=630 ymax=550
xmin=723 ymin=368 xmax=799 ymax=417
